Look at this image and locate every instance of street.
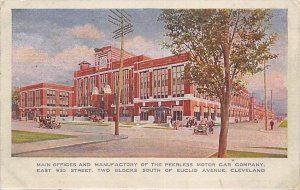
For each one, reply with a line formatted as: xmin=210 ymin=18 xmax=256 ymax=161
xmin=12 ymin=120 xmax=287 ymax=157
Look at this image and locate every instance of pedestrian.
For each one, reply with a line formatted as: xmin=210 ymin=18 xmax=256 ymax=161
xmin=207 ymin=118 xmax=214 ymax=133
xmin=175 ymin=120 xmax=179 ymax=130
xmin=186 ymin=117 xmax=190 ymax=128
xmin=270 ymin=119 xmax=274 ymax=130
xmin=190 ymin=118 xmax=195 ymax=128
xmin=169 ymin=118 xmax=173 ymax=128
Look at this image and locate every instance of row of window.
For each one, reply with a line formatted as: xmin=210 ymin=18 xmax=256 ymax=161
xmin=139 ymin=110 xmax=248 ymax=121
xmin=193 ymin=87 xmax=219 ymax=102
xmin=229 ymin=110 xmax=249 ymax=117
xmin=231 ymin=96 xmax=249 ymax=108
xmin=113 ymin=69 xmax=132 ymax=104
xmin=77 ymin=69 xmax=133 ymax=107
xmin=140 ymin=65 xmax=185 ymax=99
xmin=75 ymin=65 xmax=250 ymax=110
xmin=21 ymin=90 xmax=41 ymax=108
xmin=153 ymin=68 xmax=168 ymax=99
xmin=76 ymin=65 xmax=186 ymax=105
xmin=46 ymin=90 xmax=70 ymax=107
xmin=78 ymin=76 xmax=94 ymax=107
xmin=21 ymin=90 xmax=69 ymax=107
xmin=46 ymin=110 xmax=69 ymax=117
xmin=47 ymin=90 xmax=56 ymax=106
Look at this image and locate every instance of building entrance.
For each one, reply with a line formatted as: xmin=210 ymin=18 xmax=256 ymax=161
xmin=154 ymin=109 xmax=167 ymax=123
xmin=172 ymin=111 xmax=182 ymax=121
xmin=27 ymin=111 xmax=35 ymax=120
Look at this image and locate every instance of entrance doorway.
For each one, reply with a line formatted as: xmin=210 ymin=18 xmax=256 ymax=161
xmin=27 ymin=111 xmax=35 ymax=120
xmin=154 ymin=109 xmax=167 ymax=123
xmin=172 ymin=111 xmax=182 ymax=121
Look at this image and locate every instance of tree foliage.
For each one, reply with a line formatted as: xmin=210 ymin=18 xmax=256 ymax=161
xmin=159 ymin=9 xmax=278 ymax=157
xmin=12 ymin=87 xmax=20 ymax=110
xmin=159 ymin=9 xmax=278 ymax=101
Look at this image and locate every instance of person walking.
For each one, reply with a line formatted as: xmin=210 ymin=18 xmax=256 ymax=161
xmin=168 ymin=118 xmax=173 ymax=128
xmin=189 ymin=117 xmax=193 ymax=128
xmin=186 ymin=117 xmax=190 ymax=128
xmin=270 ymin=119 xmax=275 ymax=130
xmin=175 ymin=120 xmax=179 ymax=130
xmin=207 ymin=118 xmax=214 ymax=134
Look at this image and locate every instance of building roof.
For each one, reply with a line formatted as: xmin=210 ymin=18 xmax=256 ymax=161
xmin=20 ymin=83 xmax=73 ymax=91
xmin=136 ymin=53 xmax=189 ymax=70
xmin=94 ymin=46 xmax=139 ymax=62
xmin=78 ymin=61 xmax=91 ymax=65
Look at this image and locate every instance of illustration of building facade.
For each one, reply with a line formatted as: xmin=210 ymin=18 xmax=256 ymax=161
xmin=18 ymin=46 xmax=275 ymax=123
xmin=19 ymin=83 xmax=74 ymax=120
xmin=71 ymin=46 xmax=251 ymax=124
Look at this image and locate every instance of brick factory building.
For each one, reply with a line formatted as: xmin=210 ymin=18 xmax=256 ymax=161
xmin=19 ymin=83 xmax=74 ymax=120
xmin=18 ymin=46 xmax=276 ymax=124
xmin=73 ymin=46 xmax=251 ymax=124
xmin=249 ymin=97 xmax=276 ymax=121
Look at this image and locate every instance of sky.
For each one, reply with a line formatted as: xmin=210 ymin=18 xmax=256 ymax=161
xmin=12 ymin=9 xmax=287 ymax=115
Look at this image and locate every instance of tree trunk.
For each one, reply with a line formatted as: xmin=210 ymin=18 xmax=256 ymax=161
xmin=218 ymin=10 xmax=231 ymax=158
xmin=218 ymin=102 xmax=230 ymax=158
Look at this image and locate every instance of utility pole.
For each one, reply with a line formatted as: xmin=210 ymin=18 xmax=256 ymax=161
xmin=271 ymin=89 xmax=273 ymax=112
xmin=108 ymin=9 xmax=133 ymax=135
xmin=264 ymin=61 xmax=268 ymax=130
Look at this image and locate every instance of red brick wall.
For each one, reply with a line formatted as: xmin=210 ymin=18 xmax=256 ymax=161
xmin=134 ymin=72 xmax=139 ymax=98
xmin=42 ymin=89 xmax=47 ymax=107
xmin=168 ymin=69 xmax=172 ymax=96
xmin=137 ymin=53 xmax=188 ymax=70
xmin=149 ymin=71 xmax=153 ymax=97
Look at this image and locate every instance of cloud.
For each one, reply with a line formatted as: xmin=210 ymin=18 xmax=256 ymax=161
xmin=69 ymin=24 xmax=102 ymax=40
xmin=50 ymin=45 xmax=94 ymax=68
xmin=245 ymin=70 xmax=287 ymax=114
xmin=12 ymin=45 xmax=95 ymax=87
xmin=13 ymin=46 xmax=49 ymax=64
xmin=245 ymin=70 xmax=286 ymax=92
xmin=115 ymin=35 xmax=171 ymax=58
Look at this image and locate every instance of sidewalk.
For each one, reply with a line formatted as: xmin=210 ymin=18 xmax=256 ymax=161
xmin=12 ymin=121 xmax=128 ymax=155
xmin=12 ymin=120 xmax=287 ymax=157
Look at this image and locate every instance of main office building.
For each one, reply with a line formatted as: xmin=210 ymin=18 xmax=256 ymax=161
xmin=19 ymin=46 xmax=267 ymax=124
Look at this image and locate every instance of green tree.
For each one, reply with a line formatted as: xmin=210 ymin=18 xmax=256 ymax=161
xmin=12 ymin=87 xmax=20 ymax=119
xmin=159 ymin=9 xmax=278 ymax=157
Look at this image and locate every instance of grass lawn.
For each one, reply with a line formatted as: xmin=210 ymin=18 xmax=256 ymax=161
xmin=12 ymin=130 xmax=75 ymax=144
xmin=61 ymin=121 xmax=110 ymax=126
xmin=143 ymin=126 xmax=173 ymax=130
xmin=142 ymin=123 xmax=174 ymax=130
xmin=119 ymin=125 xmax=135 ymax=128
xmin=247 ymin=146 xmax=287 ymax=150
xmin=210 ymin=150 xmax=287 ymax=158
xmin=120 ymin=121 xmax=135 ymax=125
xmin=279 ymin=120 xmax=288 ymax=128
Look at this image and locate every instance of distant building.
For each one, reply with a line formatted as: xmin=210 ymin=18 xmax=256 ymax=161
xmin=19 ymin=83 xmax=74 ymax=120
xmin=249 ymin=97 xmax=276 ymax=121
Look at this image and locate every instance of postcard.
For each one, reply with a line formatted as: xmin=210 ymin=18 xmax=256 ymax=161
xmin=0 ymin=0 xmax=299 ymax=189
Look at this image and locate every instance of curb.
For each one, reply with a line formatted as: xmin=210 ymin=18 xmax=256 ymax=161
xmin=12 ymin=135 xmax=128 ymax=156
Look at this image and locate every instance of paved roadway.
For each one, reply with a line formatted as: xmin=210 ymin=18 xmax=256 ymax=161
xmin=12 ymin=120 xmax=287 ymax=157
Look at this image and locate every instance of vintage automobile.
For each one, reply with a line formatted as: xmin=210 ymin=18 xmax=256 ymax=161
xmin=193 ymin=122 xmax=214 ymax=135
xmin=38 ymin=115 xmax=61 ymax=129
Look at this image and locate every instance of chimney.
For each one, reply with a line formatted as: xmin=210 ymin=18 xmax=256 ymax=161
xmin=78 ymin=61 xmax=91 ymax=70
